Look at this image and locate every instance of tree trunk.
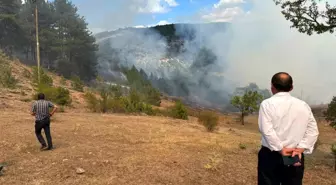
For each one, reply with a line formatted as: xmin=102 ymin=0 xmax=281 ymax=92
xmin=241 ymin=112 xmax=245 ymax=125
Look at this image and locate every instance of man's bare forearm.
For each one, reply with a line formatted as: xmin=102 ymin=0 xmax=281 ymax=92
xmin=50 ymin=106 xmax=57 ymax=116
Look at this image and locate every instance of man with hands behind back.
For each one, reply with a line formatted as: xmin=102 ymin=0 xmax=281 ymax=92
xmin=258 ymin=72 xmax=319 ymax=185
xmin=31 ymin=93 xmax=57 ymax=151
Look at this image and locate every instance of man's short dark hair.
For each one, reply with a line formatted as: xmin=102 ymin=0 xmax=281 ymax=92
xmin=271 ymin=72 xmax=293 ymax=92
xmin=37 ymin=93 xmax=45 ymax=100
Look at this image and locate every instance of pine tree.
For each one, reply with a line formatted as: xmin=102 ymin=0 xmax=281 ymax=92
xmin=0 ymin=0 xmax=23 ymax=56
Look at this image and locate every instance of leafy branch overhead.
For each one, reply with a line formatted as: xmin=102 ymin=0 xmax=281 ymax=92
xmin=274 ymin=0 xmax=336 ymax=35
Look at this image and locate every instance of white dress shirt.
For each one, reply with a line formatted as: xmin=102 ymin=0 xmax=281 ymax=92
xmin=258 ymin=92 xmax=319 ymax=154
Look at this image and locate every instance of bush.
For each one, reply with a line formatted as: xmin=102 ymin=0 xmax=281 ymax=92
xmin=34 ymin=84 xmax=72 ymax=106
xmin=0 ymin=64 xmax=17 ymax=89
xmin=107 ymin=97 xmax=127 ymax=113
xmin=32 ymin=67 xmax=53 ymax=87
xmin=331 ymin=143 xmax=336 ymax=171
xmin=71 ymin=75 xmax=84 ymax=92
xmin=170 ymin=100 xmax=188 ymax=120
xmin=198 ymin=111 xmax=219 ymax=132
xmin=84 ymin=92 xmax=100 ymax=112
xmin=84 ymin=89 xmax=155 ymax=116
xmin=144 ymin=86 xmax=161 ymax=106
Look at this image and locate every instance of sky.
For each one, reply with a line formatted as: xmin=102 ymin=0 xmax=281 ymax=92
xmin=70 ymin=0 xmax=254 ymax=33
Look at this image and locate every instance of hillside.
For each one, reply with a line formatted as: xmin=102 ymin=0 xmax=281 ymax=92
xmin=0 ymin=60 xmax=336 ymax=185
xmin=94 ymin=22 xmax=250 ymax=111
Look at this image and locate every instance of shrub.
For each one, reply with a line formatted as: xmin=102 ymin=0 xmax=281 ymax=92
xmin=198 ymin=111 xmax=219 ymax=132
xmin=71 ymin=75 xmax=84 ymax=92
xmin=34 ymin=84 xmax=72 ymax=106
xmin=84 ymin=92 xmax=100 ymax=112
xmin=0 ymin=49 xmax=8 ymax=61
xmin=144 ymin=86 xmax=161 ymax=106
xmin=32 ymin=67 xmax=53 ymax=87
xmin=170 ymin=100 xmax=188 ymax=120
xmin=107 ymin=97 xmax=127 ymax=113
xmin=0 ymin=64 xmax=17 ymax=89
xmin=84 ymin=89 xmax=155 ymax=116
xmin=109 ymin=85 xmax=123 ymax=98
xmin=332 ymin=143 xmax=336 ymax=171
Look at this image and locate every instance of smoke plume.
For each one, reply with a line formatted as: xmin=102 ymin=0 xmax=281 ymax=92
xmin=94 ymin=0 xmax=336 ymax=105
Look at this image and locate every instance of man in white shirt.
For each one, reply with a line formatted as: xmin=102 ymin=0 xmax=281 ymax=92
xmin=258 ymin=72 xmax=319 ymax=185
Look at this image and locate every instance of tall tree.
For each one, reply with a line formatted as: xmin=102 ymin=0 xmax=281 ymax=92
xmin=0 ymin=0 xmax=23 ymax=56
xmin=274 ymin=0 xmax=336 ymax=35
xmin=19 ymin=0 xmax=56 ymax=67
xmin=52 ymin=0 xmax=98 ymax=80
xmin=18 ymin=0 xmax=98 ymax=80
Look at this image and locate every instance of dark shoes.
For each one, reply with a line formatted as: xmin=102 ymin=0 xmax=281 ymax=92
xmin=40 ymin=145 xmax=53 ymax=151
xmin=0 ymin=165 xmax=3 ymax=175
xmin=40 ymin=145 xmax=47 ymax=151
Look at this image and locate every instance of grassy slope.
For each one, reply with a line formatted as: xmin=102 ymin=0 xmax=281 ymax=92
xmin=0 ymin=61 xmax=336 ymax=185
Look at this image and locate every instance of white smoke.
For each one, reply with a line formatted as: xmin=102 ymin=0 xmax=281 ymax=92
xmin=223 ymin=0 xmax=336 ymax=104
xmin=93 ymin=0 xmax=336 ymax=105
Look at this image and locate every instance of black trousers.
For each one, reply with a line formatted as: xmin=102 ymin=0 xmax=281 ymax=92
xmin=35 ymin=117 xmax=53 ymax=148
xmin=258 ymin=146 xmax=304 ymax=185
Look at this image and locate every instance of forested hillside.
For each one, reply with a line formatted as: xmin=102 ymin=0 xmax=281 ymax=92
xmin=0 ymin=0 xmax=97 ymax=81
xmin=0 ymin=0 xmax=269 ymax=111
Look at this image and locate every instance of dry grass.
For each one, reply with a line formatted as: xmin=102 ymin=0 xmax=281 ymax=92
xmin=0 ymin=104 xmax=336 ymax=185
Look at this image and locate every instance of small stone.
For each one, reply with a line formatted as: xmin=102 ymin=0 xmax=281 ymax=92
xmin=76 ymin=167 xmax=85 ymax=174
xmin=63 ymin=159 xmax=68 ymax=162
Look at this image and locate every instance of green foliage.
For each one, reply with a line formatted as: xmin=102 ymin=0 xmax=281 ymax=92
xmin=198 ymin=111 xmax=219 ymax=132
xmin=84 ymin=92 xmax=100 ymax=112
xmin=34 ymin=84 xmax=72 ymax=106
xmin=331 ymin=143 xmax=336 ymax=171
xmin=274 ymin=0 xmax=336 ymax=35
xmin=123 ymin=66 xmax=161 ymax=106
xmin=84 ymin=88 xmax=154 ymax=115
xmin=170 ymin=100 xmax=188 ymax=120
xmin=109 ymin=85 xmax=123 ymax=98
xmin=331 ymin=143 xmax=336 ymax=155
xmin=16 ymin=0 xmax=98 ymax=81
xmin=324 ymin=96 xmax=336 ymax=129
xmin=231 ymin=91 xmax=263 ymax=125
xmin=0 ymin=0 xmax=23 ymax=56
xmin=32 ymin=67 xmax=53 ymax=87
xmin=0 ymin=64 xmax=17 ymax=89
xmin=71 ymin=75 xmax=84 ymax=92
